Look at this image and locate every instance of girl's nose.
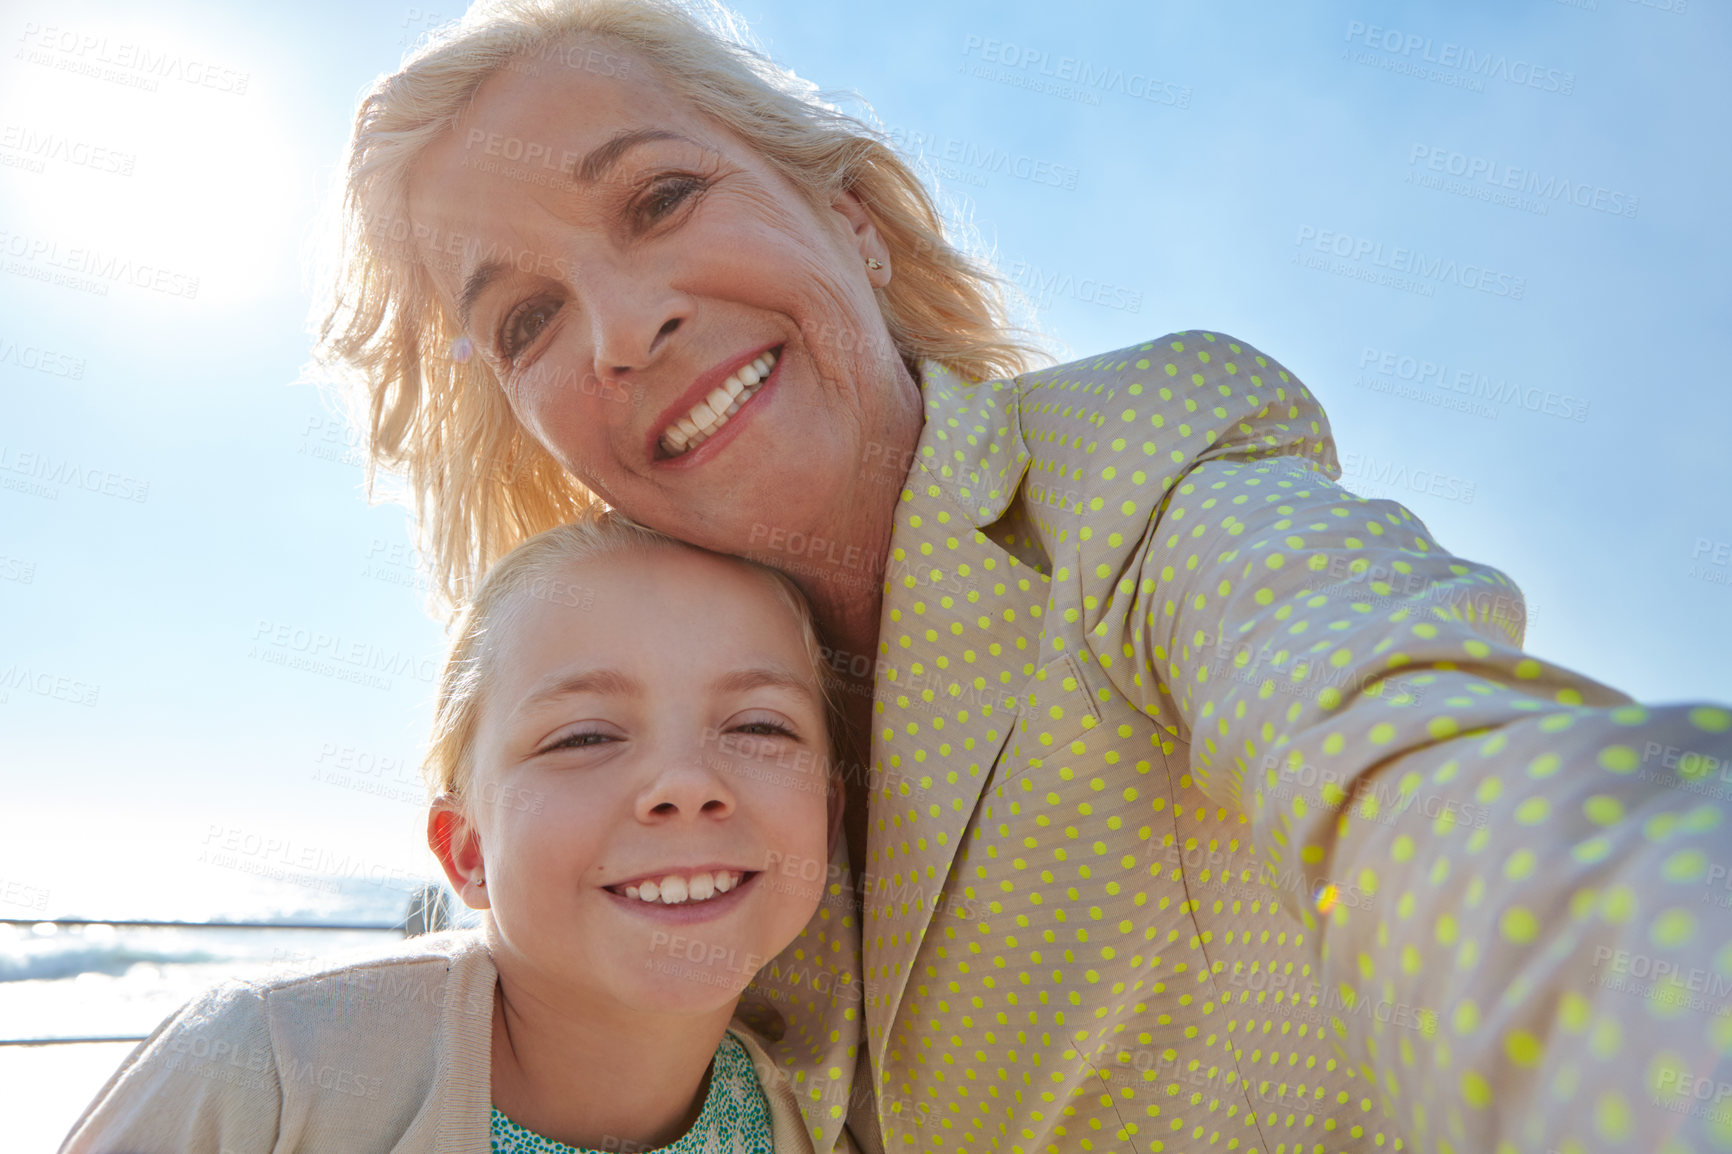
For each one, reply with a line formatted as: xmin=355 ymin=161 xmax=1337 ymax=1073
xmin=635 ymin=744 xmax=738 ymax=822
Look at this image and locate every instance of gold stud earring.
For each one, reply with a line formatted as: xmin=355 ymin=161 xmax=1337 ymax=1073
xmin=866 ymin=258 xmax=883 ymax=270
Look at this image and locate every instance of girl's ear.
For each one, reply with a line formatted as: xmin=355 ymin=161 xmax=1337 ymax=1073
xmin=428 ymin=797 xmax=490 ymax=910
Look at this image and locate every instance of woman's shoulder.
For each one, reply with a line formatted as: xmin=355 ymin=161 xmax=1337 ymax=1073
xmin=1021 ymin=329 xmax=1305 ymax=392
xmin=1005 ymin=329 xmax=1335 ymax=480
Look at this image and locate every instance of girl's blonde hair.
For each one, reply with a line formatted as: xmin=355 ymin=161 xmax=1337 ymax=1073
xmin=427 ymin=511 xmax=838 ymax=814
xmin=313 ymin=0 xmax=1044 ymax=614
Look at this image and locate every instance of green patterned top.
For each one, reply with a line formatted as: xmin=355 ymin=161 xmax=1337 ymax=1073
xmin=490 ymin=1031 xmax=774 ymax=1154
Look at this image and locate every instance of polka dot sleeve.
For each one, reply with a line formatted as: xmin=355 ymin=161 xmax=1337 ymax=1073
xmin=1120 ymin=447 xmax=1732 ymax=1152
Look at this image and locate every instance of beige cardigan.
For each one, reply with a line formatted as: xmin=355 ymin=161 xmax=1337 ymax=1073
xmin=60 ymin=930 xmax=849 ymax=1154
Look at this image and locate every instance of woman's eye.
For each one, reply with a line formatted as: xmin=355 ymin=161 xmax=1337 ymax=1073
xmin=500 ymin=300 xmax=560 ymax=359
xmin=635 ymin=176 xmax=704 ymax=226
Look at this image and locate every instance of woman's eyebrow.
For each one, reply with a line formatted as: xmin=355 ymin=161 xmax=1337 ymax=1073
xmin=574 ymin=127 xmax=698 ymax=185
xmin=454 ymin=129 xmax=703 ymax=330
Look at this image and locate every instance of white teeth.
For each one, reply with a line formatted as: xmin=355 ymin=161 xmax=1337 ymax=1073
xmin=659 ymin=348 xmax=779 ymax=458
xmin=615 ymin=870 xmax=743 ymax=905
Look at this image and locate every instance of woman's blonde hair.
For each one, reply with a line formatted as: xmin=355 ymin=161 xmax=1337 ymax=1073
xmin=426 ymin=510 xmax=837 ymax=815
xmin=313 ymin=0 xmax=1044 ymax=613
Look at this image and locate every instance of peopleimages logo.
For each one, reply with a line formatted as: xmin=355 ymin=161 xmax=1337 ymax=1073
xmin=0 ymin=228 xmax=200 ymax=300
xmin=1343 ymin=21 xmax=1575 ymax=95
xmin=15 ymin=22 xmax=250 ymax=95
xmin=886 ymin=127 xmax=1081 ymax=191
xmin=1356 ymin=347 xmax=1589 ymax=423
xmin=959 ymin=35 xmax=1192 ymax=108
xmin=1294 ymin=226 xmax=1526 ymax=299
xmin=1407 ymin=145 xmax=1638 ymax=219
xmin=0 ymin=124 xmax=136 ymax=176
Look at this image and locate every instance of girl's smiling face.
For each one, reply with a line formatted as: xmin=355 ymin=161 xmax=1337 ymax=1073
xmin=430 ymin=545 xmax=835 ymax=1016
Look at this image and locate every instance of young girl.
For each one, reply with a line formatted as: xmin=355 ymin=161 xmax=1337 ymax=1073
xmin=61 ymin=515 xmax=860 ymax=1154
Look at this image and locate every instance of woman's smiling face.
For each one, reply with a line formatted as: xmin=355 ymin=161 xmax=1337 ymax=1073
xmin=405 ymin=40 xmax=916 ymax=558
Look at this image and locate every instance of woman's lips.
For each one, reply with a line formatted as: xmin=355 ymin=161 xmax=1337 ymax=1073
xmin=653 ymin=347 xmax=783 ymax=469
xmin=659 ymin=346 xmax=781 ymax=458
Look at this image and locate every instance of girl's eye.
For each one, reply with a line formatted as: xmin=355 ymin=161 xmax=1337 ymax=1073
xmin=732 ymin=720 xmax=796 ymax=738
xmin=544 ymin=730 xmax=613 ymax=753
xmin=499 ymin=300 xmax=561 ymax=360
xmin=635 ymin=175 xmax=705 ymax=227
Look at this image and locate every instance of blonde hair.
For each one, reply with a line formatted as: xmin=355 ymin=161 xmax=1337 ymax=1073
xmin=426 ymin=510 xmax=836 ymax=815
xmin=313 ymin=0 xmax=1045 ymax=614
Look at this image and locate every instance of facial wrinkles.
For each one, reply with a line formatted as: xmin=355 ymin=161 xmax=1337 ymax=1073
xmin=456 ymin=181 xmax=706 ymax=480
xmin=408 ymin=66 xmax=911 ymax=563
xmin=720 ymin=178 xmax=896 ymax=431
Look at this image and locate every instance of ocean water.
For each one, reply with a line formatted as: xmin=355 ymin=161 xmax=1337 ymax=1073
xmin=1 ymin=868 xmax=473 ymax=1153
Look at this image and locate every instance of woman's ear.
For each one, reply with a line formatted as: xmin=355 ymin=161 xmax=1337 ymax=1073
xmin=829 ymin=188 xmax=891 ymax=288
xmin=428 ymin=797 xmax=490 ymax=910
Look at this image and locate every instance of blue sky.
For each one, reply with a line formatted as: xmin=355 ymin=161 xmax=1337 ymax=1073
xmin=1 ymin=0 xmax=1727 ymax=917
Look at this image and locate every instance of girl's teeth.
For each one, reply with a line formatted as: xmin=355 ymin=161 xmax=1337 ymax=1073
xmin=617 ymin=870 xmax=742 ymax=905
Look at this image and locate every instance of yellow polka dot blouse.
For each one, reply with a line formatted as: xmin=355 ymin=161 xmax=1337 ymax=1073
xmin=744 ymin=331 xmax=1732 ymax=1154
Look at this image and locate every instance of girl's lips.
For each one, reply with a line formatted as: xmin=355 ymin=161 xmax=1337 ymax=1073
xmin=604 ymin=870 xmax=761 ymax=924
xmin=652 ymin=347 xmax=783 ymax=470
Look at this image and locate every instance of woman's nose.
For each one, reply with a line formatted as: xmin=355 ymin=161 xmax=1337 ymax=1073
xmin=584 ymin=259 xmax=692 ymax=379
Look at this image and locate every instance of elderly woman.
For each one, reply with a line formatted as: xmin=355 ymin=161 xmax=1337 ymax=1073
xmin=320 ymin=2 xmax=1732 ymax=1152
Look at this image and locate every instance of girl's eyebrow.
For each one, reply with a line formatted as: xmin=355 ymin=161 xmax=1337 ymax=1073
xmin=713 ymin=665 xmax=822 ymax=706
xmin=512 ymin=664 xmax=818 ymax=718
xmin=514 ymin=667 xmax=641 ymax=718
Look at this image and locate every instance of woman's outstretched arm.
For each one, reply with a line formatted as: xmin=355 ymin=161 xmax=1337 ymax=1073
xmin=1116 ymin=442 xmax=1730 ymax=1152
